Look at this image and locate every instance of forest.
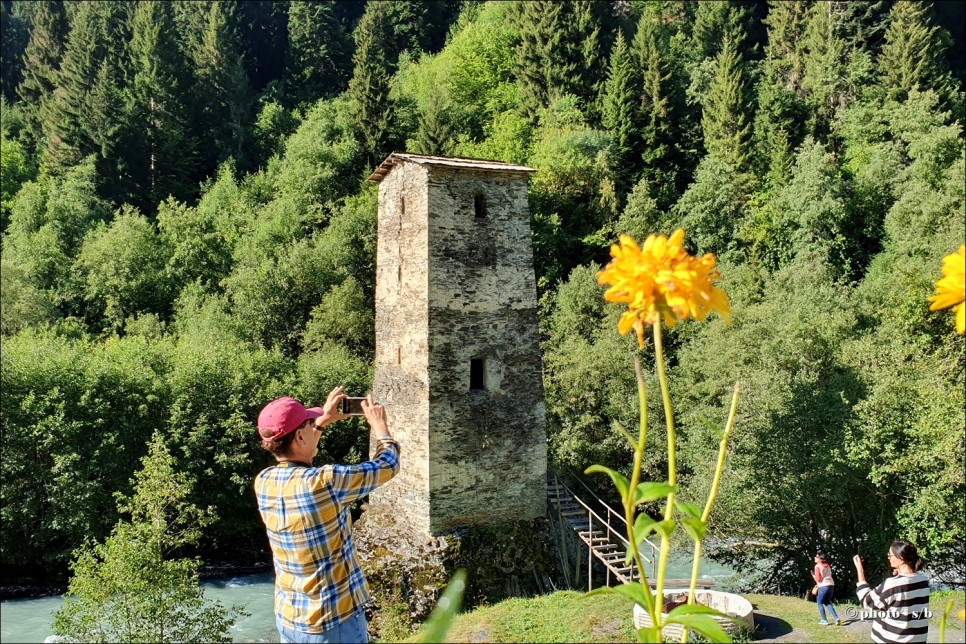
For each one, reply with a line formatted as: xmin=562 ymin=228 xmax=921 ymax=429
xmin=0 ymin=0 xmax=963 ymax=596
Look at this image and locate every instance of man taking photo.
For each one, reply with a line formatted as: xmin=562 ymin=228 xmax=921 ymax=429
xmin=254 ymin=386 xmax=400 ymax=643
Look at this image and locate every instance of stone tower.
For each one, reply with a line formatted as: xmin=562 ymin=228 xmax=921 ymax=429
xmin=367 ymin=153 xmax=546 ymax=535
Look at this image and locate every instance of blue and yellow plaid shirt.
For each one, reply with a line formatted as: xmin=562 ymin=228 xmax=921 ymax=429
xmin=254 ymin=436 xmax=400 ymax=634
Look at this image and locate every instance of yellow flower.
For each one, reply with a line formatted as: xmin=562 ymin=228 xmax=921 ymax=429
xmin=928 ymin=244 xmax=965 ymax=334
xmin=596 ymin=229 xmax=731 ymax=347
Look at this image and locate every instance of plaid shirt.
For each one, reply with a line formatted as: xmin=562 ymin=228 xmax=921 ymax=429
xmin=254 ymin=437 xmax=400 ymax=634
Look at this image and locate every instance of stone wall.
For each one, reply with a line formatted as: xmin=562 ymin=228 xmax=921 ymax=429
xmin=371 ymin=161 xmax=431 ymax=531
xmin=371 ymin=159 xmax=546 ymax=535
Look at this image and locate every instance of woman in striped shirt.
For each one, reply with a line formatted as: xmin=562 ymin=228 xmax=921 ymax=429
xmin=853 ymin=540 xmax=930 ymax=643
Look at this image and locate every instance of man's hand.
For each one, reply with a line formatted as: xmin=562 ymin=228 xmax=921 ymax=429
xmin=361 ymin=395 xmax=391 ymax=439
xmin=317 ymin=386 xmax=349 ymax=428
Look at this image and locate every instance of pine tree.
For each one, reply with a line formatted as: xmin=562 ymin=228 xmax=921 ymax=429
xmin=572 ymin=0 xmax=606 ymax=122
xmin=692 ymin=1 xmax=749 ymax=59
xmin=237 ymin=1 xmax=289 ymax=93
xmin=634 ymin=15 xmax=673 ymax=169
xmin=1 ymin=1 xmax=30 ymax=102
xmin=601 ymin=30 xmax=642 ymax=188
xmin=762 ymin=0 xmax=810 ymax=98
xmin=878 ymin=0 xmax=952 ymax=101
xmin=187 ymin=1 xmax=251 ymax=176
xmin=513 ymin=1 xmax=581 ymax=122
xmin=411 ymin=92 xmax=457 ymax=157
xmin=701 ymin=37 xmax=752 ymax=174
xmin=383 ymin=0 xmax=431 ymax=63
xmin=16 ymin=0 xmax=68 ymax=147
xmin=347 ymin=2 xmax=394 ymax=167
xmin=801 ymin=1 xmax=849 ymax=137
xmin=634 ymin=12 xmax=680 ymax=207
xmin=754 ymin=1 xmax=810 ymax=183
xmin=285 ymin=1 xmax=350 ymax=103
xmin=126 ymin=0 xmax=195 ymax=208
xmin=42 ymin=2 xmax=125 ymax=175
xmin=839 ymin=0 xmax=892 ymax=52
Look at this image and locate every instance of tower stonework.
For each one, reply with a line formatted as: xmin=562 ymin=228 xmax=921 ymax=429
xmin=367 ymin=153 xmax=547 ymax=535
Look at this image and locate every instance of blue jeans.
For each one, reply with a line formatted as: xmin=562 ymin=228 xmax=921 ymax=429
xmin=277 ymin=612 xmax=369 ymax=643
xmin=816 ymin=586 xmax=839 ymax=622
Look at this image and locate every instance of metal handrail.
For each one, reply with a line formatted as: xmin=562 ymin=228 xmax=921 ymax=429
xmin=554 ymin=464 xmax=661 ymax=559
xmin=549 ymin=474 xmax=658 ymax=581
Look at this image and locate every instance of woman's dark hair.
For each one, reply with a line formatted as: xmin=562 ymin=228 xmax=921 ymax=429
xmin=815 ymin=553 xmax=828 ymax=563
xmin=890 ymin=540 xmax=925 ymax=572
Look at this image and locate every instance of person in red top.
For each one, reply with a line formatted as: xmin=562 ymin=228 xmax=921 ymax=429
xmin=813 ymin=553 xmax=842 ymax=625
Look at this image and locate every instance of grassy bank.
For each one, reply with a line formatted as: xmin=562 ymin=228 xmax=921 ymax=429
xmin=403 ymin=589 xmax=966 ymax=642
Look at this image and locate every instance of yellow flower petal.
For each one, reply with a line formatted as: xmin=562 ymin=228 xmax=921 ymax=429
xmin=596 ymin=230 xmax=732 ymax=346
xmin=929 ymin=245 xmax=965 ymax=334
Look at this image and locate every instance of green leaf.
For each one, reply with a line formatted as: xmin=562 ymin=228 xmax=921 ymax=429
xmin=664 ymin=614 xmax=732 ymax=642
xmin=675 ymin=501 xmax=703 ymax=519
xmin=585 ymin=464 xmax=630 ymax=501
xmin=633 ymin=513 xmax=658 ymax=539
xmin=699 ymin=418 xmax=724 ymax=440
xmin=680 ymin=515 xmax=708 ymax=542
xmin=417 ymin=569 xmax=467 ymax=643
xmin=665 ymin=604 xmax=734 ymax=643
xmin=612 ymin=420 xmax=638 ymax=450
xmin=635 ymin=626 xmax=662 ymax=642
xmin=634 ymin=481 xmax=678 ymax=503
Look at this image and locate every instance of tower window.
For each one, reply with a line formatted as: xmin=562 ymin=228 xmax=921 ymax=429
xmin=400 ymin=196 xmax=406 ymax=215
xmin=474 ymin=193 xmax=486 ymax=219
xmin=470 ymin=358 xmax=485 ymax=390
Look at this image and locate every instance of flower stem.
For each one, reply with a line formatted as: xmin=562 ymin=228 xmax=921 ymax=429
xmin=652 ymin=323 xmax=675 ymax=624
xmin=681 ymin=383 xmax=740 ymax=642
xmin=626 ymin=357 xmax=655 ymax=617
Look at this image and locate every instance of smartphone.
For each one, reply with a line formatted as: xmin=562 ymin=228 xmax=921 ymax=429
xmin=340 ymin=397 xmax=367 ymax=416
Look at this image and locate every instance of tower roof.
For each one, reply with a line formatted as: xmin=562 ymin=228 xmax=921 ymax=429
xmin=366 ymin=153 xmax=535 ymax=184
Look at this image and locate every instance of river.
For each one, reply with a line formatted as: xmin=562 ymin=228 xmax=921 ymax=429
xmin=0 ymin=555 xmax=741 ymax=643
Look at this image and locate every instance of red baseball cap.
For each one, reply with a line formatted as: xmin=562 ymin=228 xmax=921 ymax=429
xmin=257 ymin=397 xmax=324 ymax=440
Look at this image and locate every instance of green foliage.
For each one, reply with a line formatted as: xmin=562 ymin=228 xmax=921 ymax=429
xmin=0 ymin=331 xmax=170 ymax=574
xmin=701 ymin=38 xmax=752 ymax=174
xmin=303 ymin=277 xmax=374 ymax=357
xmin=347 ymin=2 xmax=395 ymax=167
xmin=878 ymin=1 xmax=953 ymax=102
xmin=15 ymin=0 xmax=67 ymax=145
xmin=673 ymin=252 xmax=877 ymax=592
xmin=75 ymin=206 xmax=171 ymax=331
xmin=51 ymin=433 xmax=246 ymax=643
xmin=0 ymin=253 xmax=60 ymax=336
xmin=0 ymin=115 xmax=36 ymax=230
xmin=600 ymin=30 xmax=641 ymax=188
xmin=285 ymin=1 xmax=350 ymax=103
xmin=0 ymin=0 xmax=963 ymax=598
xmin=674 ymin=155 xmax=749 ymax=256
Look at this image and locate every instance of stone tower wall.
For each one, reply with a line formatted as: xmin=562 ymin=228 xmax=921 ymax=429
xmin=424 ymin=167 xmax=546 ymax=533
xmin=371 ymin=159 xmax=546 ymax=535
xmin=371 ymin=161 xmax=431 ymax=532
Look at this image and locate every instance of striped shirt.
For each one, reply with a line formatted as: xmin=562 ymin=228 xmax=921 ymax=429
xmin=856 ymin=573 xmax=930 ymax=643
xmin=254 ymin=436 xmax=400 ymax=634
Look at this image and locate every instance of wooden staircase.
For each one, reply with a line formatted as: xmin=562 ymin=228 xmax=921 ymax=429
xmin=547 ymin=473 xmax=654 ymax=587
xmin=548 ymin=473 xmax=716 ymax=592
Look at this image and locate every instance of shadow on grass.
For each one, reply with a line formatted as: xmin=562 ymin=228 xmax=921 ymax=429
xmin=752 ymin=611 xmax=793 ymax=639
